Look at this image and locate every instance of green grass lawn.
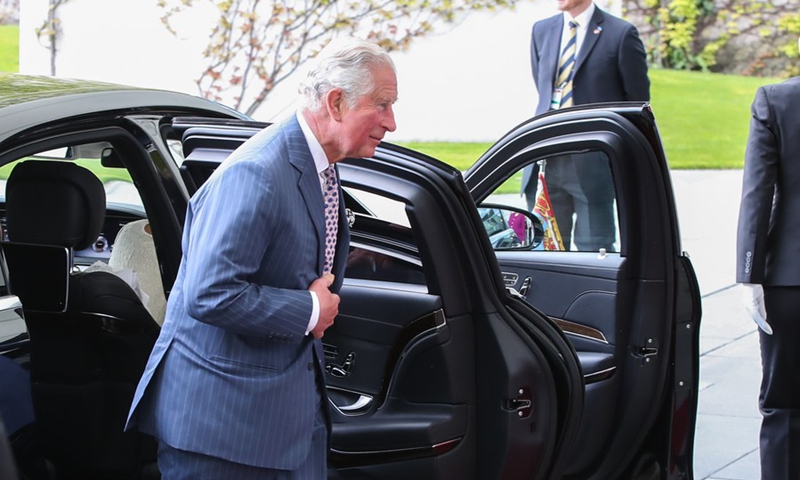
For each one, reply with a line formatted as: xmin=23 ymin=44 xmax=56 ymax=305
xmin=400 ymin=68 xmax=778 ymax=172
xmin=649 ymin=68 xmax=774 ymax=169
xmin=0 ymin=25 xmax=18 ymax=73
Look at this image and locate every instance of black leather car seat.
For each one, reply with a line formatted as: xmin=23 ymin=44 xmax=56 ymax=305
xmin=1 ymin=160 xmax=159 ymax=480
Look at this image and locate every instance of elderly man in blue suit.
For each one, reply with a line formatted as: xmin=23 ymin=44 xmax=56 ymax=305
xmin=521 ymin=0 xmax=649 ymax=251
xmin=126 ymin=37 xmax=398 ymax=479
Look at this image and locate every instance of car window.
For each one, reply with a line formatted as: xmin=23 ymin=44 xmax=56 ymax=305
xmin=344 ymin=187 xmax=409 ymax=227
xmin=0 ymin=145 xmax=143 ymax=209
xmin=0 ymin=144 xmax=145 ymax=262
xmin=344 ymin=186 xmax=426 ymax=286
xmin=482 ymin=150 xmax=620 ymax=253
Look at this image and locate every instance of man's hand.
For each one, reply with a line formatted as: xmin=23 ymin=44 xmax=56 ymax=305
xmin=741 ymin=283 xmax=772 ymax=335
xmin=308 ymin=274 xmax=339 ymax=338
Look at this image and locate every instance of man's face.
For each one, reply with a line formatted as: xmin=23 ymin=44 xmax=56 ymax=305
xmin=556 ymin=0 xmax=592 ymax=16
xmin=337 ymin=65 xmax=398 ymax=159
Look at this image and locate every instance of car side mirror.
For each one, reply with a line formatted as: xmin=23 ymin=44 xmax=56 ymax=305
xmin=477 ymin=204 xmax=544 ymax=251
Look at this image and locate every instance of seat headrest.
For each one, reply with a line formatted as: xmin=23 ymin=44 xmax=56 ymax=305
xmin=6 ymin=160 xmax=106 ymax=250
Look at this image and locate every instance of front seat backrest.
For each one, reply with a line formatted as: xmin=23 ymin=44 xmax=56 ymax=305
xmin=6 ymin=160 xmax=105 ymax=250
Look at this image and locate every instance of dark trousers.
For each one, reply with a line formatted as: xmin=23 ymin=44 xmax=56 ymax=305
xmin=523 ymin=153 xmax=616 ymax=252
xmin=759 ymin=286 xmax=800 ymax=480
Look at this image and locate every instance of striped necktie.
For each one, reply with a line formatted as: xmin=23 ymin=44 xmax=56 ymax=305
xmin=556 ymin=20 xmax=578 ymax=109
xmin=322 ymin=165 xmax=339 ymax=275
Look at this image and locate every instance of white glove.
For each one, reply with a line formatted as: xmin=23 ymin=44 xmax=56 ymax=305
xmin=741 ymin=283 xmax=772 ymax=335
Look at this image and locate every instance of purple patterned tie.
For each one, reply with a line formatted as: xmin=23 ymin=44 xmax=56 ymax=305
xmin=322 ymin=165 xmax=339 ymax=275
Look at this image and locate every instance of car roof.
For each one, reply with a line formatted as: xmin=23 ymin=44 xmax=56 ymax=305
xmin=0 ymin=73 xmax=247 ymax=142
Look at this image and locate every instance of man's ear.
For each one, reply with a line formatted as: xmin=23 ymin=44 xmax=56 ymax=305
xmin=325 ymin=88 xmax=345 ymax=121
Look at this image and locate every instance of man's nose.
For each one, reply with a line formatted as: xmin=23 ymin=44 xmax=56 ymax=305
xmin=383 ymin=105 xmax=397 ymax=132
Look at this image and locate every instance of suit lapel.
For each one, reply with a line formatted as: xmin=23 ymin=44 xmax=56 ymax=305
xmin=543 ymin=15 xmax=564 ymax=92
xmin=284 ymin=116 xmax=327 ymax=272
xmin=574 ymin=7 xmax=605 ymax=73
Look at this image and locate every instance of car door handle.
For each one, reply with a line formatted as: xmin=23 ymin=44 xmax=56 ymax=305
xmin=339 ymin=395 xmax=372 ymax=412
xmin=327 ymin=386 xmax=373 ymax=416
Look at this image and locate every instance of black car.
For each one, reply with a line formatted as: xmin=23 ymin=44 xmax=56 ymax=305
xmin=0 ymin=72 xmax=701 ymax=480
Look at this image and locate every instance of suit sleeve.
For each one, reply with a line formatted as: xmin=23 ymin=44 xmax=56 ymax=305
xmin=618 ymin=24 xmax=650 ymax=102
xmin=530 ymin=23 xmax=541 ymax=95
xmin=736 ymin=87 xmax=779 ymax=284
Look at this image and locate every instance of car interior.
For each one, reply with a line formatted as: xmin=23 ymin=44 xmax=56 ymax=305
xmin=0 ymin=139 xmax=163 ymax=479
xmin=1 ymin=158 xmax=160 ymax=479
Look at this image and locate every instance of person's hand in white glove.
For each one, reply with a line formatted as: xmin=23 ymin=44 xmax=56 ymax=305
xmin=741 ymin=283 xmax=772 ymax=335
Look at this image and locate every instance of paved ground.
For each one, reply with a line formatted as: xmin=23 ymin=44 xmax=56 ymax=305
xmin=670 ymin=170 xmax=762 ymax=480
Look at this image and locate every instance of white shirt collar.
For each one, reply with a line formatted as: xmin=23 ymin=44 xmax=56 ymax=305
xmin=296 ymin=111 xmax=331 ymax=184
xmin=562 ymin=2 xmax=595 ymax=56
xmin=564 ymin=2 xmax=595 ymax=29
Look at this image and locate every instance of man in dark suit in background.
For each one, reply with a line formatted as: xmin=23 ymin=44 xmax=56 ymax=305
xmin=737 ymin=37 xmax=800 ymax=480
xmin=522 ymin=0 xmax=649 ymax=251
xmin=126 ymin=37 xmax=398 ymax=479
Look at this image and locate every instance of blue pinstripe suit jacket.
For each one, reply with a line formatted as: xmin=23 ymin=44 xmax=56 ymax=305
xmin=126 ymin=115 xmax=350 ymax=469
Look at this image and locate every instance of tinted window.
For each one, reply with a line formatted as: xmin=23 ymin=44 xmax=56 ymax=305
xmin=343 ymin=187 xmax=426 ymax=285
xmin=482 ymin=150 xmax=620 ymax=253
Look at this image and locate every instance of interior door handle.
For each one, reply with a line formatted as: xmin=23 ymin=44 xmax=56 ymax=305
xmin=339 ymin=395 xmax=372 ymax=412
xmin=327 ymin=386 xmax=374 ymax=416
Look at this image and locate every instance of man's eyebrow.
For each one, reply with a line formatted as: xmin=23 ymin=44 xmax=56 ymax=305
xmin=374 ymin=95 xmax=398 ymax=104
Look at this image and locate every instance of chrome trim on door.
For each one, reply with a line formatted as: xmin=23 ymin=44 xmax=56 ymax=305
xmin=327 ymin=385 xmax=374 ymax=417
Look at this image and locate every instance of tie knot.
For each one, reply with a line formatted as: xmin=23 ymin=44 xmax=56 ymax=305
xmin=323 ymin=165 xmax=336 ymax=185
xmin=569 ymin=20 xmax=578 ymax=29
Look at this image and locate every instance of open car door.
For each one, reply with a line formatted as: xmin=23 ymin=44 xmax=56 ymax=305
xmin=465 ymin=103 xmax=702 ymax=479
xmin=176 ymin=118 xmax=583 ymax=480
xmin=175 ymin=102 xmax=700 ymax=480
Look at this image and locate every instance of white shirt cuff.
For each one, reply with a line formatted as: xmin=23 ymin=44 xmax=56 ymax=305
xmin=307 ymin=291 xmax=320 ymax=335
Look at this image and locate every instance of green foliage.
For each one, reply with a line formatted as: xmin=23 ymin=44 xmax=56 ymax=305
xmin=642 ymin=0 xmax=798 ymax=73
xmin=655 ymin=0 xmax=705 ymax=70
xmin=0 ymin=25 xmax=18 ymax=72
xmin=158 ymin=0 xmax=517 ymax=117
xmin=776 ymin=13 xmax=800 ymax=76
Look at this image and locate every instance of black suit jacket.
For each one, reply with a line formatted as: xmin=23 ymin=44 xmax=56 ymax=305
xmin=522 ymin=7 xmax=650 ymax=197
xmin=737 ymin=76 xmax=800 ymax=286
xmin=530 ymin=7 xmax=650 ymax=115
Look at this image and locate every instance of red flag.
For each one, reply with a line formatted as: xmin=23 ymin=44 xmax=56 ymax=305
xmin=532 ymin=164 xmax=564 ymax=251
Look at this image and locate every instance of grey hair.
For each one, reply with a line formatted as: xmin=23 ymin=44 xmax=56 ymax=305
xmin=298 ymin=37 xmax=395 ymax=112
